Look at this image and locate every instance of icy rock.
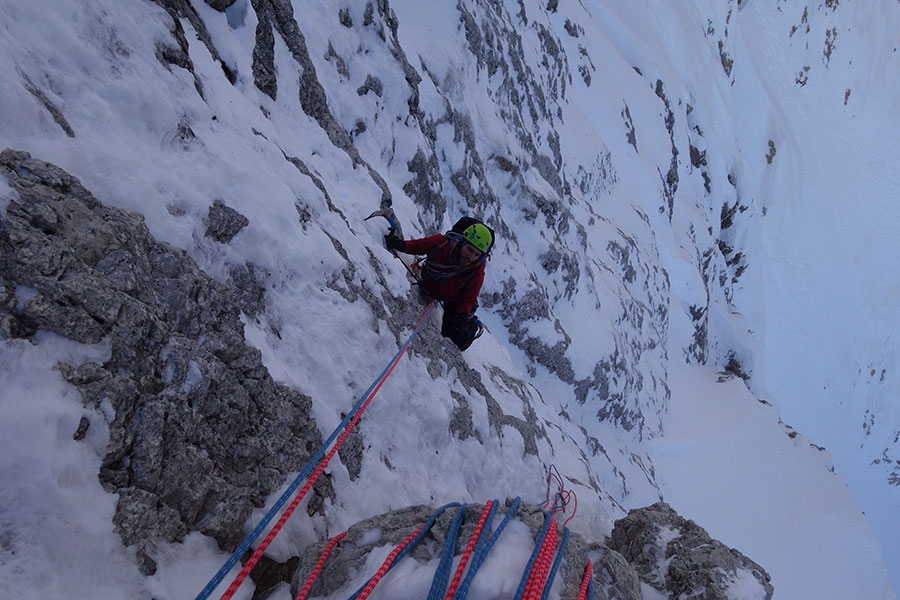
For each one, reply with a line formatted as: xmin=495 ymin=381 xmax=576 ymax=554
xmin=608 ymin=501 xmax=774 ymax=599
xmin=0 ymin=149 xmax=327 ymax=572
xmin=204 ymin=198 xmax=249 ymax=243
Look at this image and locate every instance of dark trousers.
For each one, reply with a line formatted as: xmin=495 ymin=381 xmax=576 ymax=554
xmin=440 ymin=302 xmax=480 ymax=351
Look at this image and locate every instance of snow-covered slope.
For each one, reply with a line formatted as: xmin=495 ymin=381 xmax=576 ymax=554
xmin=0 ymin=0 xmax=897 ymax=598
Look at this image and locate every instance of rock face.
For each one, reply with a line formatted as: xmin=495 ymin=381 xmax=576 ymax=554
xmin=0 ymin=149 xmax=326 ymax=573
xmin=0 ymin=147 xmax=775 ymax=597
xmin=608 ymin=502 xmax=774 ymax=599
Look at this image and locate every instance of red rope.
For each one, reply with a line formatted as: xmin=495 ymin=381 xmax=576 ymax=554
xmin=219 ymin=303 xmax=435 ymax=599
xmin=577 ymin=560 xmax=593 ymax=600
xmin=355 ymin=525 xmax=425 ymax=600
xmin=561 ymin=490 xmax=578 ymax=527
xmin=294 ymin=531 xmax=347 ymax=600
xmin=444 ymin=500 xmax=493 ymax=600
xmin=521 ymin=516 xmax=558 ymax=599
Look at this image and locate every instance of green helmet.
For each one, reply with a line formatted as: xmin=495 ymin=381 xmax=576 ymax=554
xmin=462 ymin=222 xmax=493 ymax=253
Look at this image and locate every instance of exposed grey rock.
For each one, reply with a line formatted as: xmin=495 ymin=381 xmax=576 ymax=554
xmin=0 ymin=149 xmax=327 ymax=573
xmin=247 ymin=0 xmax=392 ymax=207
xmin=291 ymin=504 xmax=436 ymax=598
xmin=654 ymin=80 xmax=679 ymax=220
xmin=21 ymin=73 xmax=75 ymax=138
xmin=228 ymin=262 xmax=267 ymax=317
xmin=336 ymin=412 xmax=364 ymax=481
xmin=608 ymin=501 xmax=774 ymax=599
xmin=404 ymin=148 xmax=446 ymax=224
xmin=205 ymin=198 xmax=249 ymax=243
xmin=251 ymin=0 xmax=277 ymax=99
xmin=448 ymin=390 xmax=483 ymax=444
xmin=593 ymin=546 xmax=643 ymax=600
xmin=150 ymin=0 xmax=235 ymax=93
xmin=356 ymin=74 xmax=383 ymax=98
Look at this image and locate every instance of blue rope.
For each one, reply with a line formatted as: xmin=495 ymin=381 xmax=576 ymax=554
xmin=540 ymin=527 xmax=570 ymax=600
xmin=468 ymin=500 xmax=499 ymax=567
xmin=347 ymin=502 xmax=461 ymax=600
xmin=452 ymin=497 xmax=522 ymax=600
xmin=446 ymin=498 xmax=499 ymax=600
xmin=195 ymin=301 xmax=437 ymax=600
xmin=513 ymin=512 xmax=553 ymax=600
xmin=427 ymin=504 xmax=468 ymax=599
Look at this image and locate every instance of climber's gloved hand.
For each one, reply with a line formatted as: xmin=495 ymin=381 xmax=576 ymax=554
xmin=384 ymin=232 xmax=406 ymax=251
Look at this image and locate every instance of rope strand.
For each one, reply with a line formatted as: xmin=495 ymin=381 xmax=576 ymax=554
xmin=540 ymin=527 xmax=570 ymax=600
xmin=294 ymin=531 xmax=347 ymax=600
xmin=348 ymin=503 xmax=460 ymax=600
xmin=452 ymin=497 xmax=521 ymax=599
xmin=444 ymin=500 xmax=493 ymax=600
xmin=577 ymin=560 xmax=594 ymax=600
xmin=353 ymin=525 xmax=425 ymax=600
xmin=427 ymin=505 xmax=468 ymax=600
xmin=513 ymin=513 xmax=554 ymax=600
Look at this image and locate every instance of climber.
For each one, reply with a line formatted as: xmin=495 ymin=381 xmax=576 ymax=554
xmin=385 ymin=216 xmax=494 ymax=351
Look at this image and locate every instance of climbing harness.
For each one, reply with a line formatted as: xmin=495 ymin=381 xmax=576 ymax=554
xmin=196 ymin=300 xmax=437 ymax=600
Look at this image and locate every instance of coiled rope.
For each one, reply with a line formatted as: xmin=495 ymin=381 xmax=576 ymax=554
xmin=296 ymin=496 xmax=592 ymax=600
xmin=197 ymin=300 xmax=437 ymax=600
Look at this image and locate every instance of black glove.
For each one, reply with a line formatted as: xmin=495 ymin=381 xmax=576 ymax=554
xmin=384 ymin=233 xmax=406 ymax=251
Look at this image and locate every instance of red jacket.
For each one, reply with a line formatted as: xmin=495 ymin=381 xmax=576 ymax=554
xmin=401 ymin=234 xmax=485 ymax=314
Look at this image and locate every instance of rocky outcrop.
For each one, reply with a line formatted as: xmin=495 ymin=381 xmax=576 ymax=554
xmin=608 ymin=502 xmax=774 ymax=599
xmin=0 ymin=149 xmax=327 ymax=573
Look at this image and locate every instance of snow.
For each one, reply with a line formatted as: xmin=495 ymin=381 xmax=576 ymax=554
xmin=0 ymin=335 xmax=151 ymax=599
xmin=0 ymin=0 xmax=898 ymax=599
xmin=649 ymin=359 xmax=893 ymax=599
